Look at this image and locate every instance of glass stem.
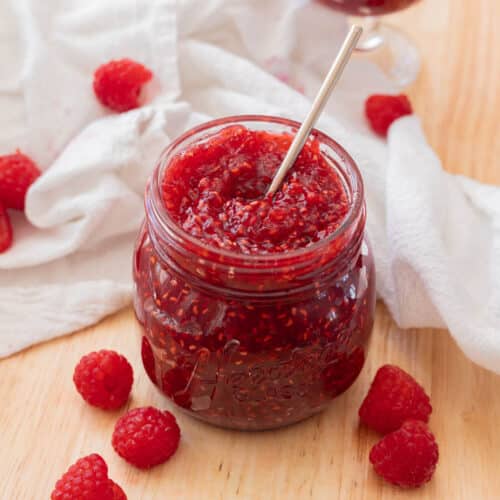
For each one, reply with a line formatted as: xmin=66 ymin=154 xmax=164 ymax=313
xmin=348 ymin=16 xmax=383 ymax=51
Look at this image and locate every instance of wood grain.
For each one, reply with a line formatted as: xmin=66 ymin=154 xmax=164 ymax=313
xmin=1 ymin=1 xmax=500 ymax=498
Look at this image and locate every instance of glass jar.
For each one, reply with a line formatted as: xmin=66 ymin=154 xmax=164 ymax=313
xmin=133 ymin=115 xmax=376 ymax=431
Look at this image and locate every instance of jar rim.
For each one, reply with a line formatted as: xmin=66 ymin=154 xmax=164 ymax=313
xmin=148 ymin=114 xmax=365 ymax=267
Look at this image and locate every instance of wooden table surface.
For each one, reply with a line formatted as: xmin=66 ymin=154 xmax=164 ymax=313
xmin=2 ymin=1 xmax=500 ymax=499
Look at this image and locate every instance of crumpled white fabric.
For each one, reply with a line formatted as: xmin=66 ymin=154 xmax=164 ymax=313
xmin=1 ymin=0 xmax=499 ymax=373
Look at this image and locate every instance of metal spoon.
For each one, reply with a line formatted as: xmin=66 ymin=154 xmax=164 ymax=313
xmin=266 ymin=25 xmax=363 ymax=197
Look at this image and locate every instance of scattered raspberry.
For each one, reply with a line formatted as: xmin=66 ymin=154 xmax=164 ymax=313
xmin=141 ymin=336 xmax=157 ymax=384
xmin=109 ymin=480 xmax=127 ymax=500
xmin=365 ymin=94 xmax=412 ymax=136
xmin=0 ymin=203 xmax=13 ymax=253
xmin=359 ymin=364 xmax=431 ymax=434
xmin=162 ymin=366 xmax=192 ymax=409
xmin=112 ymin=406 xmax=180 ymax=469
xmin=51 ymin=453 xmax=124 ymax=500
xmin=93 ymin=58 xmax=153 ymax=112
xmin=73 ymin=350 xmax=133 ymax=410
xmin=370 ymin=420 xmax=439 ymax=488
xmin=0 ymin=150 xmax=41 ymax=210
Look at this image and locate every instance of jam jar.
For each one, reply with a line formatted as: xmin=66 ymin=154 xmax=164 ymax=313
xmin=133 ymin=115 xmax=376 ymax=430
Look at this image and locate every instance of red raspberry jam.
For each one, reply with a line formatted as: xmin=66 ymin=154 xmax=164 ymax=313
xmin=161 ymin=125 xmax=349 ymax=254
xmin=320 ymin=0 xmax=420 ymax=16
xmin=133 ymin=116 xmax=376 ymax=430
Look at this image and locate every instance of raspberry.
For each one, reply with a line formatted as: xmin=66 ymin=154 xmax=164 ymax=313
xmin=365 ymin=94 xmax=413 ymax=136
xmin=93 ymin=58 xmax=153 ymax=112
xmin=51 ymin=453 xmax=124 ymax=500
xmin=359 ymin=364 xmax=431 ymax=434
xmin=73 ymin=350 xmax=133 ymax=410
xmin=141 ymin=336 xmax=157 ymax=384
xmin=109 ymin=480 xmax=127 ymax=500
xmin=162 ymin=366 xmax=192 ymax=409
xmin=370 ymin=420 xmax=439 ymax=488
xmin=112 ymin=406 xmax=180 ymax=469
xmin=0 ymin=150 xmax=41 ymax=210
xmin=0 ymin=203 xmax=13 ymax=253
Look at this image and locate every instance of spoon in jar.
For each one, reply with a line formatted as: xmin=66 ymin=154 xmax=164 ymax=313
xmin=266 ymin=25 xmax=363 ymax=197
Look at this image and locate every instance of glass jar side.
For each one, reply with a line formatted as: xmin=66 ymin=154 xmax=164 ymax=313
xmin=132 ymin=115 xmax=376 ymax=430
xmin=134 ymin=226 xmax=375 ymax=430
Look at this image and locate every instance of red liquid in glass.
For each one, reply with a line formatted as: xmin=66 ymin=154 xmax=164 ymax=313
xmin=133 ymin=120 xmax=376 ymax=430
xmin=321 ymin=0 xmax=419 ymax=16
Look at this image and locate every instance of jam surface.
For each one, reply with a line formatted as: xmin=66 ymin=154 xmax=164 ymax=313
xmin=320 ymin=0 xmax=419 ymax=16
xmin=134 ymin=120 xmax=376 ymax=430
xmin=162 ymin=126 xmax=349 ymax=254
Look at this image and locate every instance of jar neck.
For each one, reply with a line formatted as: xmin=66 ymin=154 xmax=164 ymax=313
xmin=145 ymin=186 xmax=366 ymax=300
xmin=144 ymin=115 xmax=367 ymax=299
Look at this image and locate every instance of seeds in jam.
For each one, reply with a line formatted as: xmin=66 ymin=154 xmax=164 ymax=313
xmin=161 ymin=125 xmax=349 ymax=254
xmin=134 ymin=121 xmax=376 ymax=430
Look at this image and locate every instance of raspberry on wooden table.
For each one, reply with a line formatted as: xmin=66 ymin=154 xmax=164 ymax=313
xmin=0 ymin=150 xmax=41 ymax=210
xmin=51 ymin=453 xmax=126 ymax=500
xmin=73 ymin=350 xmax=133 ymax=410
xmin=365 ymin=94 xmax=413 ymax=136
xmin=141 ymin=336 xmax=157 ymax=384
xmin=112 ymin=406 xmax=181 ymax=469
xmin=109 ymin=480 xmax=127 ymax=500
xmin=370 ymin=420 xmax=439 ymax=488
xmin=359 ymin=364 xmax=432 ymax=434
xmin=0 ymin=202 xmax=13 ymax=253
xmin=161 ymin=366 xmax=192 ymax=409
xmin=93 ymin=58 xmax=153 ymax=112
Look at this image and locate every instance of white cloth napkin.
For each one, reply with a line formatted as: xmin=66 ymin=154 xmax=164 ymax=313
xmin=1 ymin=0 xmax=499 ymax=373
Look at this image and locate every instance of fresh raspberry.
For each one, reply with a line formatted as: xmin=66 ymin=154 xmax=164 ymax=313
xmin=162 ymin=366 xmax=192 ymax=409
xmin=112 ymin=406 xmax=181 ymax=469
xmin=359 ymin=364 xmax=432 ymax=434
xmin=141 ymin=336 xmax=157 ymax=384
xmin=51 ymin=453 xmax=123 ymax=500
xmin=109 ymin=480 xmax=127 ymax=500
xmin=0 ymin=202 xmax=13 ymax=253
xmin=0 ymin=150 xmax=41 ymax=210
xmin=93 ymin=58 xmax=153 ymax=112
xmin=365 ymin=94 xmax=413 ymax=136
xmin=370 ymin=420 xmax=439 ymax=488
xmin=73 ymin=350 xmax=133 ymax=410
